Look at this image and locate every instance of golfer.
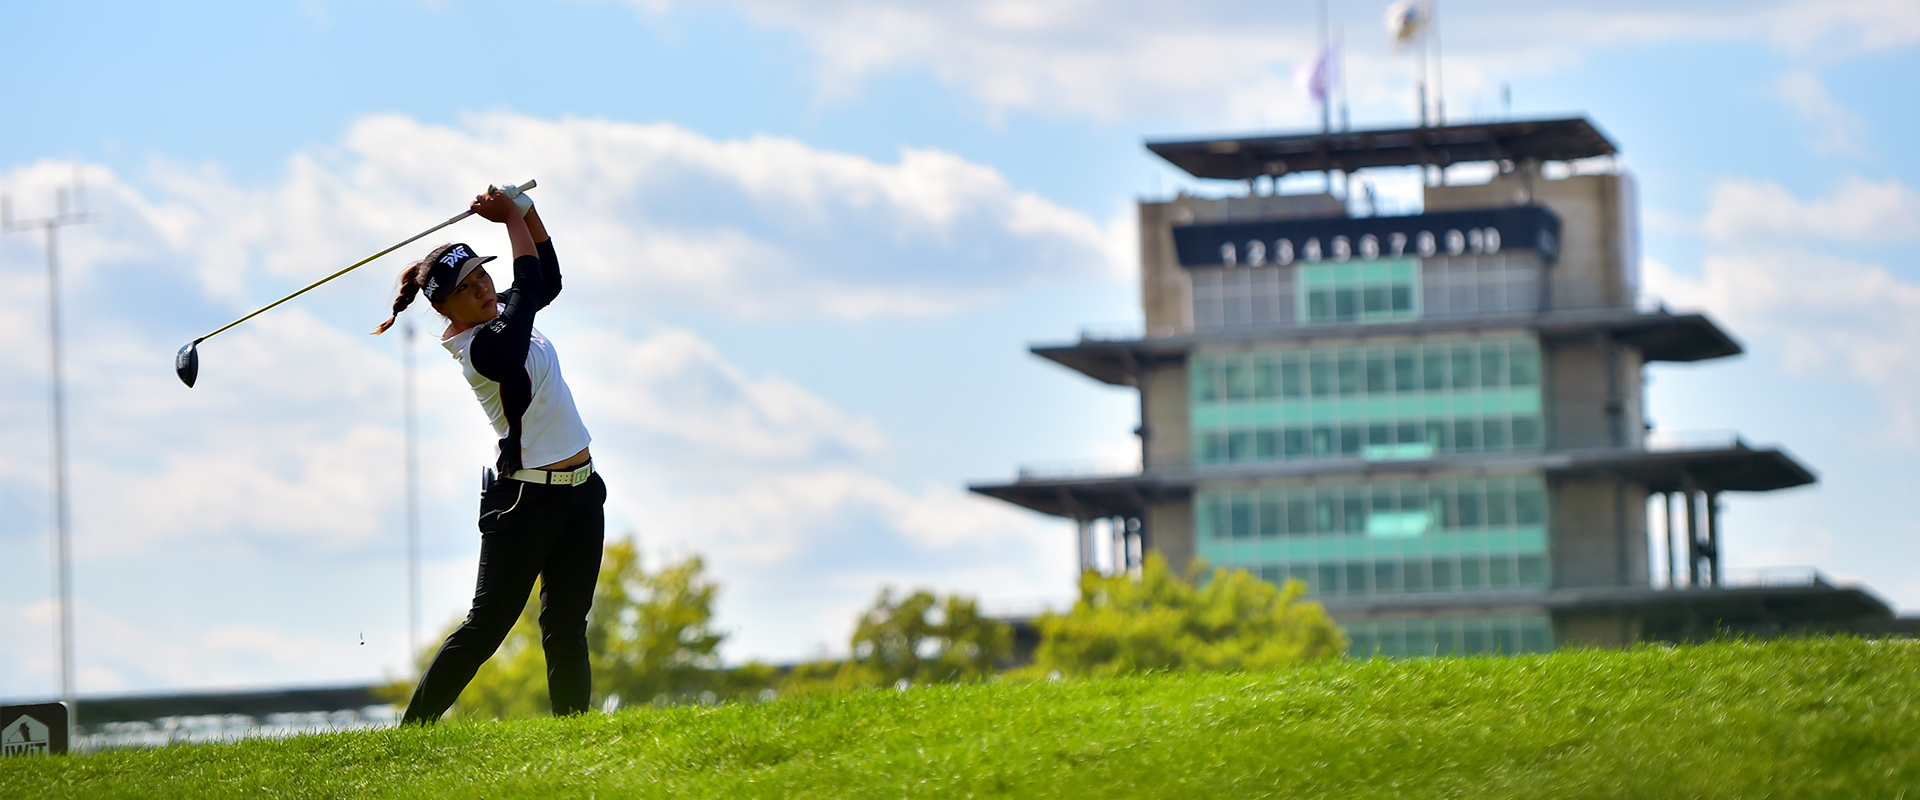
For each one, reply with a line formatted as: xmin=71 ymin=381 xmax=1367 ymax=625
xmin=374 ymin=186 xmax=605 ymax=723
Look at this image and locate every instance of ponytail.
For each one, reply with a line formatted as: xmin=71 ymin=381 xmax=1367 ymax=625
xmin=371 ymin=258 xmax=431 ymax=335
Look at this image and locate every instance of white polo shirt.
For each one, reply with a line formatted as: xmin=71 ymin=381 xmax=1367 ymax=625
xmin=442 ymin=318 xmax=592 ymax=470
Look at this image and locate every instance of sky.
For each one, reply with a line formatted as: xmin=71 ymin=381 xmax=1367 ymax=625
xmin=2 ymin=0 xmax=1918 ymax=700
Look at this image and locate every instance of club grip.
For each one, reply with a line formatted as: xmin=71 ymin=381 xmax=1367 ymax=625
xmin=497 ymin=179 xmax=538 ymax=198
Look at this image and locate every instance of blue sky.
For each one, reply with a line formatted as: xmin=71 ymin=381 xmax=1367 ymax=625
xmin=3 ymin=0 xmax=1918 ymax=698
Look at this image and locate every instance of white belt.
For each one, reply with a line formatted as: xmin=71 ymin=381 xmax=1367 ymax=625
xmin=507 ymin=461 xmax=594 ymax=486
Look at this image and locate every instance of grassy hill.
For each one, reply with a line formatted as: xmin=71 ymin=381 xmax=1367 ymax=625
xmin=4 ymin=638 xmax=1916 ymax=798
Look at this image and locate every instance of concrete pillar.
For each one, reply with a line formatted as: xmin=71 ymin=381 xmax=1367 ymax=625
xmin=1706 ymin=491 xmax=1722 ymax=587
xmin=1663 ymin=491 xmax=1677 ymax=589
xmin=1076 ymin=518 xmax=1093 ymax=576
xmin=1683 ymin=481 xmax=1700 ymax=588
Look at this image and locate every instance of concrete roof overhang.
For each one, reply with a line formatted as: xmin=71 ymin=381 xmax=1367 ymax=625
xmin=1314 ymin=583 xmax=1896 ymax=626
xmin=1034 ymin=309 xmax=1740 ymax=387
xmin=968 ymin=445 xmax=1813 ymax=521
xmin=1146 ymin=117 xmax=1618 ymax=181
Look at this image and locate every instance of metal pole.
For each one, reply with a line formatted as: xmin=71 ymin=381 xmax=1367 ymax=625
xmin=46 ymin=221 xmax=75 ymax=731
xmin=4 ymin=184 xmax=95 ymax=732
xmin=404 ymin=321 xmax=421 ymax=666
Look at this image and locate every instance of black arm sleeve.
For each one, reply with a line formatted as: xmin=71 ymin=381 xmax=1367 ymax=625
xmin=467 ymin=252 xmax=547 ymax=474
xmin=535 ymin=239 xmax=561 ymax=309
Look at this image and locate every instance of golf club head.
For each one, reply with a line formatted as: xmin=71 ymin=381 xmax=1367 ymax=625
xmin=175 ymin=342 xmax=199 ymax=387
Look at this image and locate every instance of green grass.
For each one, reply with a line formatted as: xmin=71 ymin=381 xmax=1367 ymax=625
xmin=5 ymin=638 xmax=1918 ymax=799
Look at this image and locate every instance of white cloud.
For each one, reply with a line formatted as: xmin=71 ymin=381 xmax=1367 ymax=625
xmin=0 ymin=116 xmax=1108 ymax=689
xmin=1699 ymin=174 xmax=1920 ymax=245
xmin=1775 ymin=70 xmax=1871 ymax=157
xmin=1647 ymin=175 xmax=1920 ymax=444
xmin=621 ymin=0 xmax=1920 ymax=125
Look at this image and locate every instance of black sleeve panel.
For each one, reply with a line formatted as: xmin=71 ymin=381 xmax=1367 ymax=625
xmin=535 ymin=239 xmax=562 ymax=309
xmin=467 ymin=252 xmax=546 ymax=474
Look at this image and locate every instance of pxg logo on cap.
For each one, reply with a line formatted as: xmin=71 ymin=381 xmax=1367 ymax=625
xmin=424 ymin=243 xmax=493 ymax=303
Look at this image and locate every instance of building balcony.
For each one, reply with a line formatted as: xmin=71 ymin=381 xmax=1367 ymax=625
xmin=1038 ymin=307 xmax=1740 ymax=387
xmin=970 ymin=436 xmax=1813 ymax=521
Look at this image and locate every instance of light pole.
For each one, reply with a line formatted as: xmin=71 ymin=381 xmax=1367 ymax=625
xmin=404 ymin=321 xmax=421 ymax=668
xmin=3 ymin=181 xmax=96 ymax=730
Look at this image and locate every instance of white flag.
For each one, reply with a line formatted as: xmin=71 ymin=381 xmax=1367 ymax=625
xmin=1385 ymin=0 xmax=1431 ymax=50
xmin=1294 ymin=45 xmax=1337 ymax=104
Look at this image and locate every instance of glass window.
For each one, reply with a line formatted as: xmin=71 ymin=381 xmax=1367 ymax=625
xmin=1199 ymin=433 xmax=1225 ymax=463
xmin=1480 ymin=345 xmax=1507 ymax=389
xmin=1391 ymin=285 xmax=1413 ymax=312
xmin=1509 ymin=346 xmax=1540 ymax=387
xmin=1374 ymin=562 xmax=1400 ymax=594
xmin=1345 ymin=563 xmax=1369 ymax=594
xmin=1283 ymin=429 xmax=1308 ymax=458
xmin=1431 ymin=559 xmax=1456 ymax=590
xmin=1460 ymin=557 xmax=1484 ymax=589
xmin=1229 ymin=432 xmax=1254 ymax=462
xmin=1230 ymin=500 xmax=1253 ymax=539
xmin=1224 ymin=363 xmax=1252 ymax=399
xmin=1317 ymin=563 xmax=1341 ymax=595
xmin=1259 ymin=499 xmax=1283 ymax=537
xmin=1334 ymin=288 xmax=1358 ymax=320
xmin=1253 ymin=362 xmax=1277 ymax=399
xmin=1482 ymin=418 xmax=1510 ymax=450
xmin=1287 ymin=499 xmax=1310 ymax=534
xmin=1280 ymin=360 xmax=1305 ymax=397
xmin=1521 ymin=621 xmax=1550 ymax=653
xmin=1486 ymin=485 xmax=1513 ymax=526
xmin=1312 ymin=426 xmax=1334 ymax=456
xmin=1463 ymin=627 xmax=1488 ymax=655
xmin=1396 ymin=422 xmax=1422 ymax=445
xmin=1403 ymin=560 xmax=1430 ymax=592
xmin=1450 ymin=346 xmax=1479 ymax=388
xmin=1343 ymin=497 xmax=1367 ymax=533
xmin=1368 ymin=424 xmax=1392 ymax=447
xmin=1315 ymin=498 xmax=1336 ymax=533
xmin=1518 ymin=555 xmax=1546 ymax=587
xmin=1365 ymin=355 xmax=1389 ymax=394
xmin=1307 ymin=291 xmax=1331 ymax=323
xmin=1488 ymin=556 xmax=1513 ymax=588
xmin=1393 ymin=352 xmax=1417 ymax=393
xmin=1337 ymin=356 xmax=1362 ymax=395
xmin=1363 ymin=286 xmax=1389 ymax=314
xmin=1309 ymin=358 xmax=1335 ymax=397
xmin=1453 ymin=420 xmax=1479 ymax=451
xmin=1339 ymin=427 xmax=1363 ymax=455
xmin=1423 ymin=348 xmax=1448 ymax=390
xmin=1515 ymin=486 xmax=1546 ymax=525
xmin=1512 ymin=417 xmax=1542 ymax=448
xmin=1458 ymin=490 xmax=1483 ymax=527
xmin=1256 ymin=431 xmax=1278 ymax=461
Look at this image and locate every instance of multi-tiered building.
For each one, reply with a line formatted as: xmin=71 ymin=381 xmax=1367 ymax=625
xmin=974 ymin=117 xmax=1913 ymax=656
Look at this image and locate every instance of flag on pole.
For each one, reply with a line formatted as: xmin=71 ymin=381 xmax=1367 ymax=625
xmin=1385 ymin=0 xmax=1431 ymax=50
xmin=1294 ymin=44 xmax=1338 ymax=104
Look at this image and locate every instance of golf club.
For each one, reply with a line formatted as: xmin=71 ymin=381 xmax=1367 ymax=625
xmin=174 ymin=179 xmax=536 ymax=387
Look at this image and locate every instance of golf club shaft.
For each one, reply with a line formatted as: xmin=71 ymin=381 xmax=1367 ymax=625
xmin=192 ymin=179 xmax=536 ymax=345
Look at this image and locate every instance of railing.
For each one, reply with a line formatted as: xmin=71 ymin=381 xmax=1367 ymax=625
xmin=1721 ymin=567 xmax=1831 ymax=588
xmin=1644 ymin=429 xmax=1749 ymax=452
xmin=1015 ymin=458 xmax=1143 ymax=482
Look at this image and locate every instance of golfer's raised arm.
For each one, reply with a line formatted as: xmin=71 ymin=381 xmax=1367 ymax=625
xmin=472 ymin=189 xmax=536 ymax=261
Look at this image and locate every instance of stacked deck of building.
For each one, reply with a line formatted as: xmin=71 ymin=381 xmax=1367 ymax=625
xmin=973 ymin=118 xmax=1914 ymax=656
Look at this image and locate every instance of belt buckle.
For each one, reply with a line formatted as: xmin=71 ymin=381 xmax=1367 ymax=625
xmin=569 ymin=463 xmax=591 ymax=485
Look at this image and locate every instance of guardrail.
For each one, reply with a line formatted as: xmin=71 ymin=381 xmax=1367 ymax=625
xmin=1016 ymin=459 xmax=1144 ymax=482
xmin=1643 ymin=430 xmax=1749 ymax=452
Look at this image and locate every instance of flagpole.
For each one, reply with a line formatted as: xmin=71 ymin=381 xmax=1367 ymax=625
xmin=1318 ymin=0 xmax=1330 ymax=134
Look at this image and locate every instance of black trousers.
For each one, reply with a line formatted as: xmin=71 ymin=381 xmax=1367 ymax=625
xmin=402 ymin=470 xmax=606 ymax=723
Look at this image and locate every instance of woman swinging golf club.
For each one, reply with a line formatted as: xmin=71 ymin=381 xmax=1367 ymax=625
xmin=374 ymin=186 xmax=605 ymax=723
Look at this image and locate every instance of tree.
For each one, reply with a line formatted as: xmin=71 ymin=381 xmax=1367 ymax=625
xmin=1029 ymin=552 xmax=1347 ymax=677
xmin=779 ymin=587 xmax=1011 ymax=695
xmin=384 ymin=536 xmax=771 ymax=719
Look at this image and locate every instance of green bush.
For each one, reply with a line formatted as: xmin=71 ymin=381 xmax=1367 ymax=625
xmin=779 ymin=587 xmax=1011 ymax=695
xmin=384 ymin=537 xmax=773 ymax=718
xmin=1028 ymin=552 xmax=1347 ymax=677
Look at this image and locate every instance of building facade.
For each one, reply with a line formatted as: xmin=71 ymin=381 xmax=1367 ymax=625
xmin=974 ymin=118 xmax=1912 ymax=656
